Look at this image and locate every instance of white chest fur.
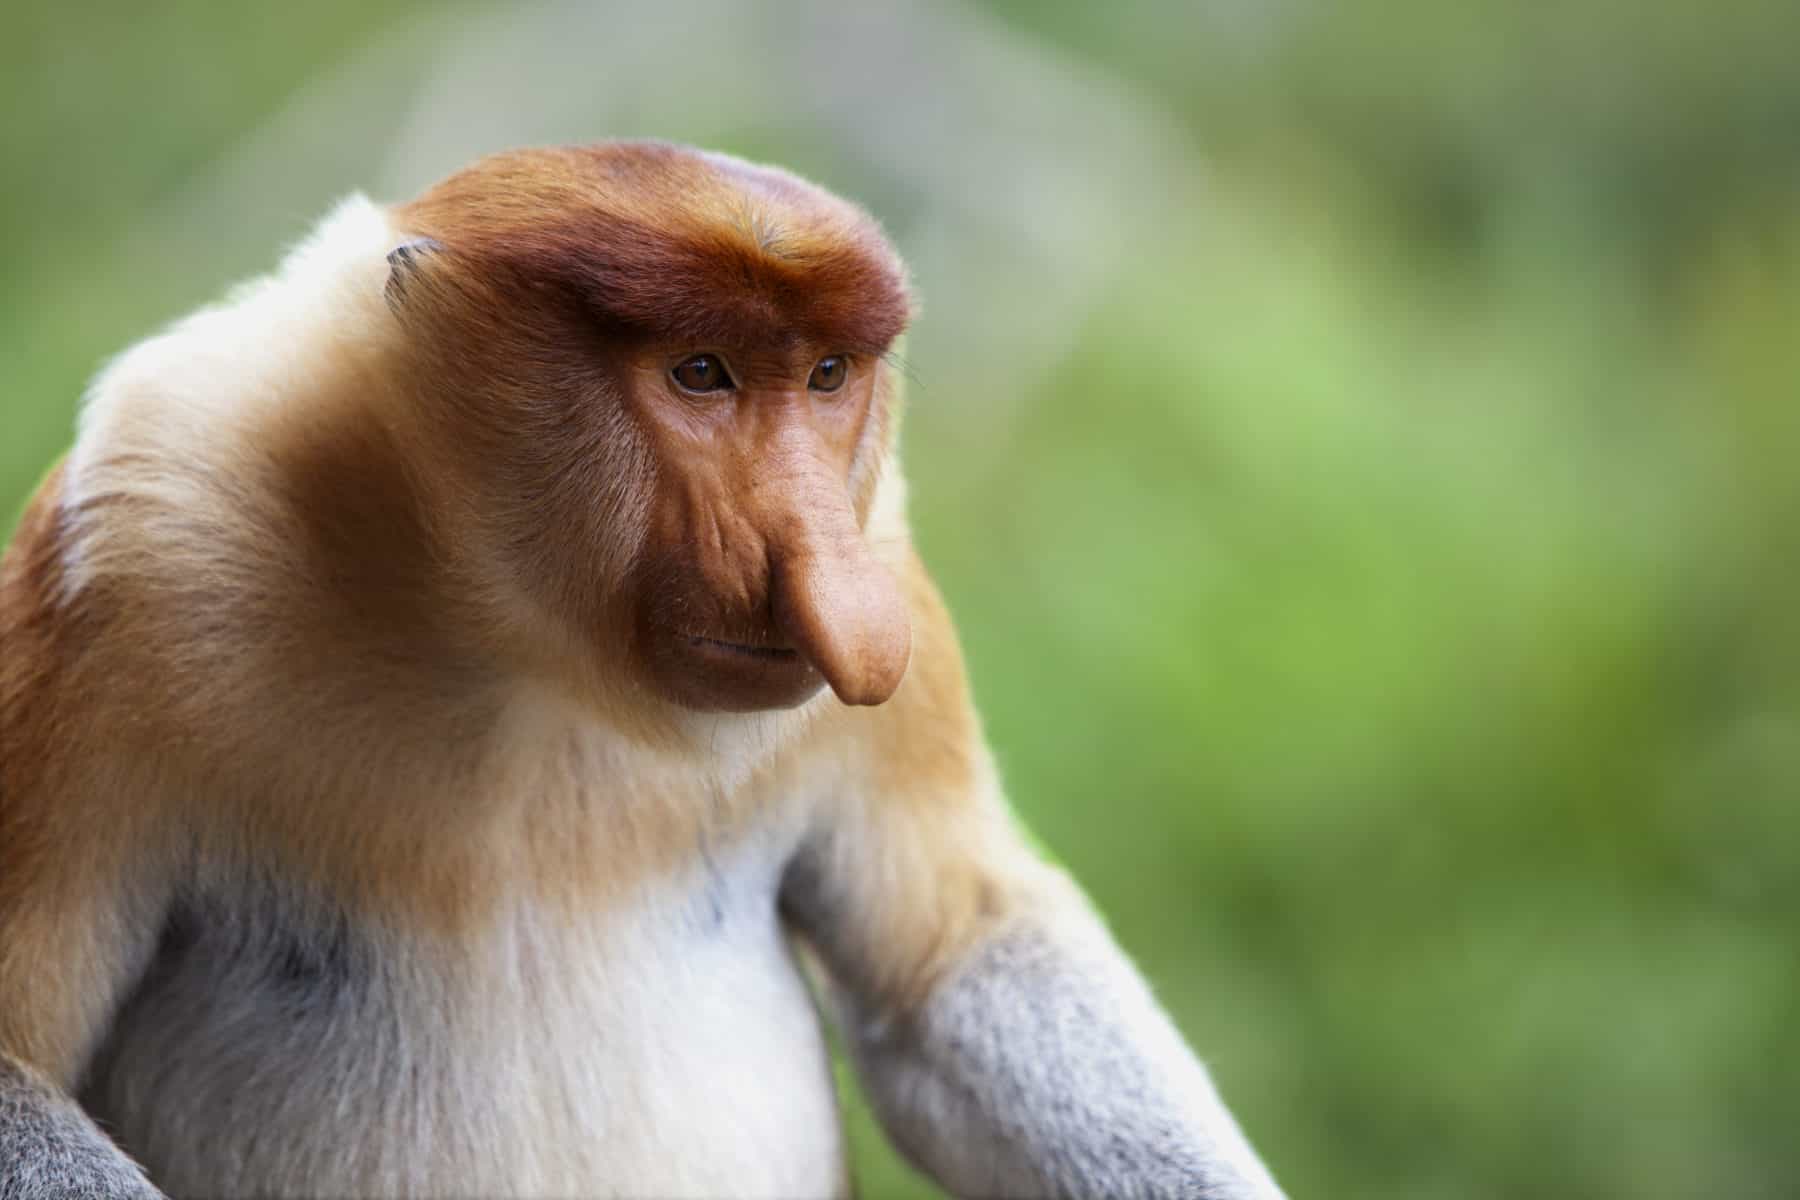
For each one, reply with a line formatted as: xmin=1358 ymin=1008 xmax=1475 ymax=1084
xmin=83 ymin=827 xmax=847 ymax=1199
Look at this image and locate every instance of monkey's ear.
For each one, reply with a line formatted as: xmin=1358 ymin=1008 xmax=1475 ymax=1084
xmin=384 ymin=237 xmax=444 ymax=311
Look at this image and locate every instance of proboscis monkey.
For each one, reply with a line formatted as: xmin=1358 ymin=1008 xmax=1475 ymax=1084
xmin=0 ymin=141 xmax=1284 ymax=1199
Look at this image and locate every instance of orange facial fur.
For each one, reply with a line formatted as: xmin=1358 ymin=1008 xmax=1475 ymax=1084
xmin=384 ymin=141 xmax=914 ymax=713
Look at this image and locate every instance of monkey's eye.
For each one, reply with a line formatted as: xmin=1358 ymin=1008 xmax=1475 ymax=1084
xmin=671 ymin=355 xmax=734 ymax=393
xmin=809 ymin=356 xmax=848 ymax=393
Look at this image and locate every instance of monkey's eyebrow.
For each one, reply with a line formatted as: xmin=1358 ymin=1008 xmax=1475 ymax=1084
xmin=384 ymin=237 xmax=444 ymax=309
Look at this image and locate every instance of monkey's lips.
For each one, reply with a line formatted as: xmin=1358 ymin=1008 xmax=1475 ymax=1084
xmin=640 ymin=628 xmax=824 ymax=712
xmin=688 ymin=635 xmax=800 ymax=662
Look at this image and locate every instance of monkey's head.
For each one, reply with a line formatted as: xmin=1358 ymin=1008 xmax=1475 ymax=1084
xmin=385 ymin=142 xmax=914 ymax=714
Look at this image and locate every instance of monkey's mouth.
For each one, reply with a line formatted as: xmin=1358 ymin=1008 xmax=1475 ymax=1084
xmin=688 ymin=635 xmax=800 ymax=662
xmin=641 ymin=627 xmax=822 ymax=712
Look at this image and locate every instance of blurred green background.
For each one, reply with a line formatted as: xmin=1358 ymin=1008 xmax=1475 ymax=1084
xmin=5 ymin=3 xmax=1797 ymax=1197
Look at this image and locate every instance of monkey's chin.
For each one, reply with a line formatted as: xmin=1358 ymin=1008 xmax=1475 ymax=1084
xmin=643 ymin=634 xmax=828 ymax=713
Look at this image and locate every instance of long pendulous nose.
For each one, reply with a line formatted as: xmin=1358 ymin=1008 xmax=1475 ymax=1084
xmin=764 ymin=453 xmax=911 ymax=707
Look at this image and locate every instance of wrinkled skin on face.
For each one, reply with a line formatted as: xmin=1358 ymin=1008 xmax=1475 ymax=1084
xmin=624 ymin=349 xmax=910 ymax=712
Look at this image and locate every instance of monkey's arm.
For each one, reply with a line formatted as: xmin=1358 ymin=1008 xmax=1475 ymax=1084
xmin=783 ymin=555 xmax=1283 ymax=1200
xmin=0 ymin=1057 xmax=162 ymax=1200
xmin=0 ymin=838 xmax=167 ymax=1200
xmin=0 ymin=465 xmax=167 ymax=1199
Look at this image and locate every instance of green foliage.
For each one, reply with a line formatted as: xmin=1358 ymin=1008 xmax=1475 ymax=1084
xmin=4 ymin=3 xmax=1796 ymax=1197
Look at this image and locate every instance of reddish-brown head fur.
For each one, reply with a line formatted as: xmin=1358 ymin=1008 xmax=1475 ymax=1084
xmin=386 ymin=141 xmax=914 ymax=712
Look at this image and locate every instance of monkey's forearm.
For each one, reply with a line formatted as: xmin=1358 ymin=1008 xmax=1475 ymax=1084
xmin=843 ymin=913 xmax=1284 ymax=1200
xmin=0 ymin=1053 xmax=162 ymax=1199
